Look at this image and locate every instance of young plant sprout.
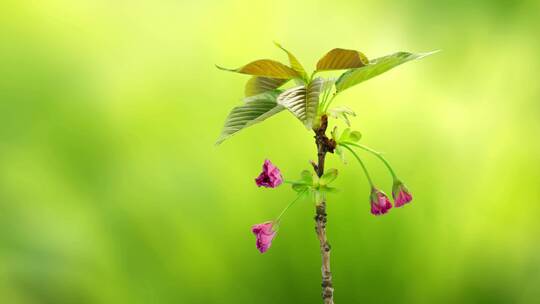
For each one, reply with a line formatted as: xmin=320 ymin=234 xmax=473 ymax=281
xmin=216 ymin=43 xmax=436 ymax=304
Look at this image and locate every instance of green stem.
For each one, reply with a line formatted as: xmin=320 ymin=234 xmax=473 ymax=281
xmin=341 ymin=144 xmax=374 ymax=187
xmin=323 ymin=93 xmax=337 ymax=113
xmin=310 ymin=71 xmax=317 ymax=82
xmin=275 ymin=191 xmax=306 ymax=223
xmin=343 ymin=142 xmax=398 ymax=180
xmin=319 ymin=82 xmax=335 ymax=114
xmin=319 ymin=87 xmax=331 ymax=112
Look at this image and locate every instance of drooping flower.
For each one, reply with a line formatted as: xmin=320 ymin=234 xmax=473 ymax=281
xmin=370 ymin=187 xmax=393 ymax=215
xmin=251 ymin=221 xmax=276 ymax=253
xmin=393 ymin=181 xmax=412 ymax=207
xmin=255 ymin=159 xmax=283 ymax=188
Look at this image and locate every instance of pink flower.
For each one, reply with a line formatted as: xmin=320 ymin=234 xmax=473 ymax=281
xmin=370 ymin=188 xmax=393 ymax=215
xmin=255 ymin=159 xmax=283 ymax=188
xmin=251 ymin=221 xmax=276 ymax=253
xmin=393 ymin=181 xmax=412 ymax=207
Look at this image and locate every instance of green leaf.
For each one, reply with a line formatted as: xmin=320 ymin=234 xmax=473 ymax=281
xmin=245 ymin=76 xmax=288 ymax=97
xmin=292 ymin=183 xmax=309 ymax=193
xmin=300 ymin=170 xmax=314 ymax=184
xmin=291 ymin=170 xmax=317 ymax=192
xmin=277 ymin=77 xmax=324 ymax=129
xmin=316 ymin=48 xmax=369 ymax=71
xmin=349 ymin=131 xmax=362 ymax=142
xmin=335 ymin=51 xmax=438 ymax=92
xmin=330 ymin=128 xmax=348 ymax=163
xmin=319 ymin=185 xmax=339 ymax=193
xmin=339 ymin=128 xmax=351 ymax=142
xmin=335 ymin=145 xmax=347 ymax=164
xmin=274 ymin=42 xmax=308 ymax=80
xmin=319 ymin=168 xmax=338 ymax=186
xmin=328 ymin=106 xmax=356 ymax=126
xmin=335 ymin=127 xmax=362 ymax=143
xmin=215 ymin=91 xmax=283 ymax=145
xmin=216 ymin=59 xmax=300 ymax=79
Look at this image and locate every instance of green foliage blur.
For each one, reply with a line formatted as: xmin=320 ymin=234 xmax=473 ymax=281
xmin=1 ymin=1 xmax=539 ymax=303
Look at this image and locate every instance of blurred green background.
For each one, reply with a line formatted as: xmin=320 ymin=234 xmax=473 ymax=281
xmin=1 ymin=0 xmax=540 ymax=303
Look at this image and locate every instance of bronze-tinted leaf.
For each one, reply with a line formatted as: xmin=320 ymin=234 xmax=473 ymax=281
xmin=244 ymin=76 xmax=288 ymax=97
xmin=216 ymin=59 xmax=300 ymax=79
xmin=316 ymin=48 xmax=369 ymax=71
xmin=274 ymin=42 xmax=308 ymax=80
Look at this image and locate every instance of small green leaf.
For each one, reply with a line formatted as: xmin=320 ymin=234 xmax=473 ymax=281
xmin=335 ymin=145 xmax=347 ymax=164
xmin=274 ymin=42 xmax=308 ymax=81
xmin=215 ymin=91 xmax=283 ymax=145
xmin=339 ymin=128 xmax=351 ymax=142
xmin=245 ymin=76 xmax=288 ymax=97
xmin=291 ymin=170 xmax=317 ymax=192
xmin=292 ymin=183 xmax=309 ymax=192
xmin=217 ymin=59 xmax=300 ymax=79
xmin=335 ymin=51 xmax=438 ymax=92
xmin=300 ymin=170 xmax=314 ymax=184
xmin=319 ymin=186 xmax=339 ymax=193
xmin=316 ymin=48 xmax=369 ymax=71
xmin=333 ymin=127 xmax=362 ymax=144
xmin=328 ymin=106 xmax=356 ymax=126
xmin=349 ymin=131 xmax=362 ymax=142
xmin=319 ymin=168 xmax=338 ymax=186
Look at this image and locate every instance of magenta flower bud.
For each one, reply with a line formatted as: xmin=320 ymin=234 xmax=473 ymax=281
xmin=392 ymin=181 xmax=412 ymax=207
xmin=251 ymin=221 xmax=276 ymax=253
xmin=370 ymin=188 xmax=392 ymax=215
xmin=255 ymin=159 xmax=283 ymax=188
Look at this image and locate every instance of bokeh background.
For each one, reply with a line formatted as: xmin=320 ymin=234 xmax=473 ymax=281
xmin=1 ymin=0 xmax=540 ymax=303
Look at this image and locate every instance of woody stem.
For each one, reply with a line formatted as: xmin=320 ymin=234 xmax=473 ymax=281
xmin=313 ymin=115 xmax=335 ymax=304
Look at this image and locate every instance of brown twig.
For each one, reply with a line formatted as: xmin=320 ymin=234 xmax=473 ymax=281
xmin=313 ymin=115 xmax=336 ymax=304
